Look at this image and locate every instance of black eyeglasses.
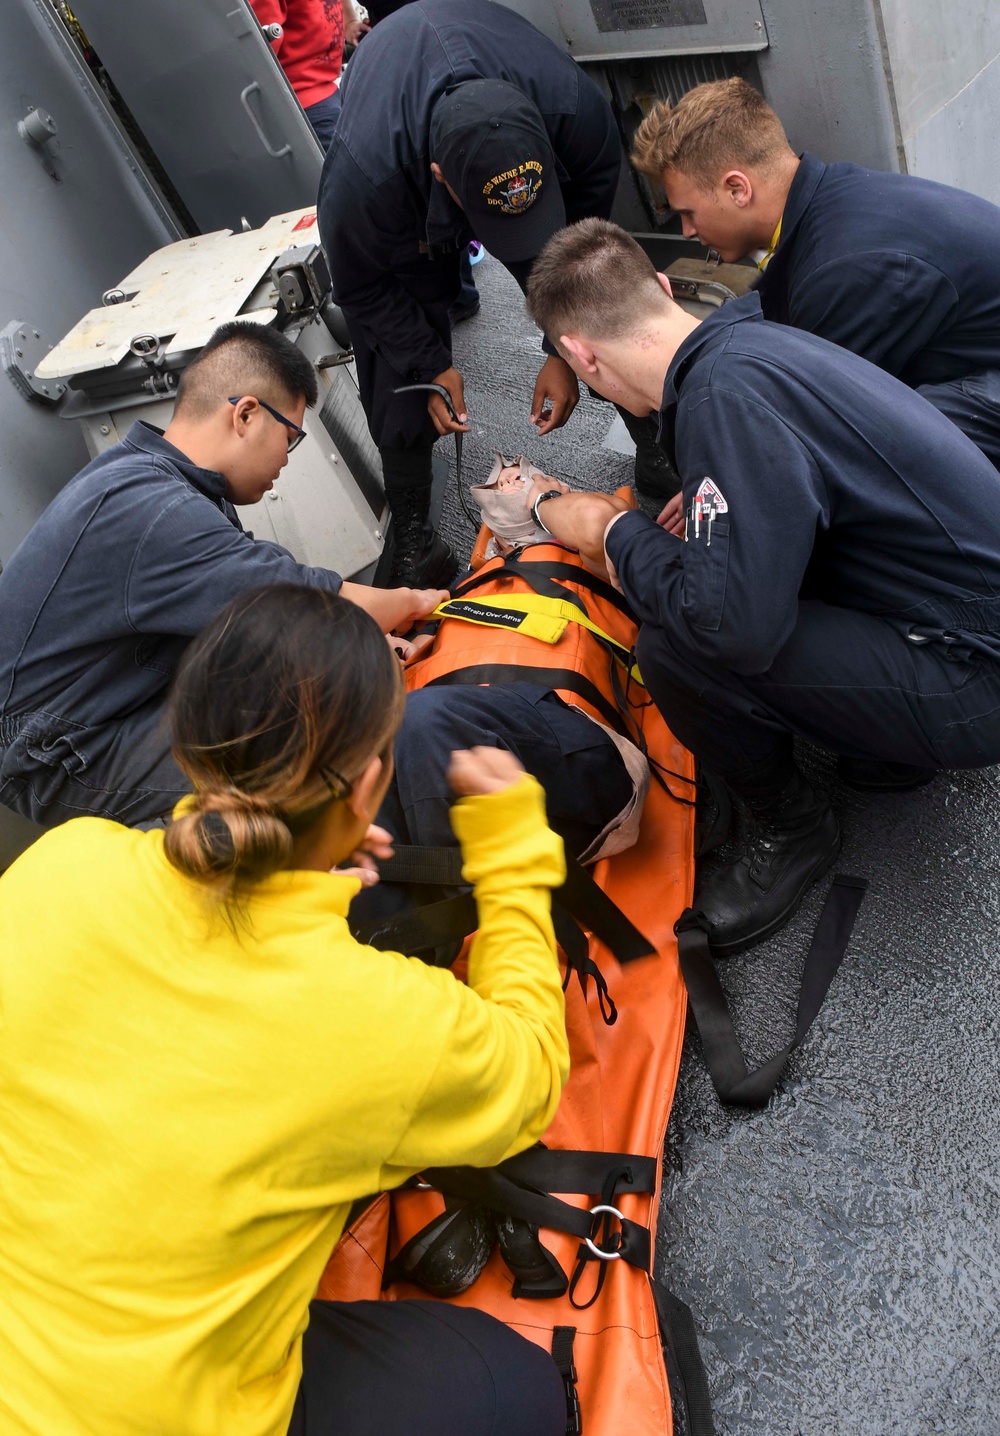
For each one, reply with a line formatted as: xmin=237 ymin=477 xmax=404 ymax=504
xmin=228 ymin=396 xmax=307 ymax=453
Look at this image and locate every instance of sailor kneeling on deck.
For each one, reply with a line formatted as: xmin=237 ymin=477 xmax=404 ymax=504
xmin=0 ymin=585 xmax=570 ymax=1436
xmin=0 ymin=322 xmax=447 ymax=830
xmin=524 ymin=219 xmax=1000 ymax=957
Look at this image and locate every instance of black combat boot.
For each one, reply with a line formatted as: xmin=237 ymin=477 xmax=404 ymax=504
xmin=613 ymin=407 xmax=681 ymax=503
xmin=695 ymin=767 xmax=841 ymax=957
xmin=386 ymin=487 xmax=460 ymax=589
xmin=381 ymin=442 xmax=460 ymax=589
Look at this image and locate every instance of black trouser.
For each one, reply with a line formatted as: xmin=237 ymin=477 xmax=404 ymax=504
xmin=635 ymin=601 xmax=1000 ymax=784
xmin=288 ymin=1298 xmax=565 ymax=1436
xmin=345 ymin=252 xmax=462 ymax=497
xmin=381 ymin=683 xmax=633 ymax=854
xmin=352 ymin=683 xmax=634 ymax=931
xmin=918 ymin=368 xmax=1000 ymax=473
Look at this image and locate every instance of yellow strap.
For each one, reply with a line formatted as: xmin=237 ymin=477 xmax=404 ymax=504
xmin=757 ymin=214 xmax=783 ymax=271
xmin=433 ymin=593 xmax=644 ymax=685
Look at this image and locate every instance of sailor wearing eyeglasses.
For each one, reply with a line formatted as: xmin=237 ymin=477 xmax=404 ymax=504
xmin=0 ymin=322 xmax=449 ymax=830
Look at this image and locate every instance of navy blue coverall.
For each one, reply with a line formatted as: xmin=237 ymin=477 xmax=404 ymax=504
xmin=604 ymin=295 xmax=1000 ymax=786
xmin=317 ymin=0 xmax=620 ymax=465
xmin=757 ymin=153 xmax=1000 ymax=468
xmin=0 ymin=424 xmax=343 ymax=827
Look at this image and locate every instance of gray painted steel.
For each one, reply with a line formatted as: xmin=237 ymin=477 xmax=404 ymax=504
xmin=878 ymin=0 xmax=1000 ymax=202
xmin=755 ymin=0 xmax=901 ymax=173
xmin=68 ymin=0 xmax=324 ymax=233
xmin=444 ymin=252 xmax=1000 ymax=1436
xmin=0 ymin=0 xmax=183 ymax=862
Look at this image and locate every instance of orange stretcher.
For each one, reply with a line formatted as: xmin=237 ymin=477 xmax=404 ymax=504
xmin=319 ymin=509 xmax=866 ymax=1435
xmin=319 ymin=513 xmax=711 ymax=1435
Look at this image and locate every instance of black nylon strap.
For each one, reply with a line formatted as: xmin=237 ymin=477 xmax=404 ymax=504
xmin=452 ymin=559 xmax=590 ymax=616
xmin=500 ymin=1147 xmax=657 ymax=1195
xmin=456 ymin=554 xmax=637 ymax=623
xmin=366 ymin=847 xmax=654 ymax=977
xmin=427 ymin=663 xmax=625 ymax=736
xmin=551 ymin=1327 xmax=582 ymax=1436
xmin=355 ymin=893 xmax=477 ymax=954
xmin=419 ymin=1163 xmax=652 ymax=1271
xmin=675 ymin=874 xmax=868 ymax=1107
xmin=560 ymin=855 xmax=655 ymax=964
xmin=512 ymin=560 xmax=636 ymax=619
xmin=377 ymin=845 xmax=464 ymax=887
xmin=653 ymin=1284 xmax=716 ymax=1436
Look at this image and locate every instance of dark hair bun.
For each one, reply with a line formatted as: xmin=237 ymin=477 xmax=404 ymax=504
xmin=164 ymin=790 xmax=292 ymax=886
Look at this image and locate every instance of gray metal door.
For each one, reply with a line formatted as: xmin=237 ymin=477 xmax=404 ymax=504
xmin=68 ymin=0 xmax=325 ymax=234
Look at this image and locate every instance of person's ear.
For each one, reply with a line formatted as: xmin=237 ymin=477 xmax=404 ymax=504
xmin=229 ymin=396 xmax=256 ymax=437
xmin=346 ymin=754 xmax=385 ymax=823
xmin=656 ymin=272 xmax=674 ymax=299
xmin=559 ymin=334 xmax=598 ymax=375
xmin=722 ymin=170 xmax=753 ymax=208
xmin=430 ymin=162 xmax=446 ymax=185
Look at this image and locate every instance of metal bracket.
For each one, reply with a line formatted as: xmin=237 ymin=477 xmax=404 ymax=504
xmin=17 ymin=104 xmax=61 ymax=182
xmin=0 ymin=321 xmax=66 ymax=404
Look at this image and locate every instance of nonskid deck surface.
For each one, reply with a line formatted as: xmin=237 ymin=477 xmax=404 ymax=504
xmin=445 ymin=255 xmax=1000 ymax=1436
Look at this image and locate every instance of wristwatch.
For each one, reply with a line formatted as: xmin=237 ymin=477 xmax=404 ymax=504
xmin=531 ymin=488 xmax=565 ymax=535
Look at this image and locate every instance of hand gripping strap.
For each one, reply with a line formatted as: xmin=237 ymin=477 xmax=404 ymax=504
xmin=674 ymin=874 xmax=868 ymax=1107
xmin=360 ymin=848 xmax=655 ymax=971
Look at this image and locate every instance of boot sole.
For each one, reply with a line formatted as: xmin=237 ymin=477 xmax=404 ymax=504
xmin=707 ymin=831 xmax=843 ymax=959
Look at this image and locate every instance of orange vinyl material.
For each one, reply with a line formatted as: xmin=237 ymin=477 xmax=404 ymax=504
xmin=318 ymin=529 xmax=694 ymax=1436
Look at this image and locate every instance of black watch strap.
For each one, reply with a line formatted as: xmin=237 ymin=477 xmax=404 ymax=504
xmin=531 ymin=489 xmax=565 ymax=534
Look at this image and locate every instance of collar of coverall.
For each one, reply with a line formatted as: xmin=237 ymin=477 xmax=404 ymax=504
xmin=758 ymin=151 xmax=826 ymax=275
xmin=124 ymin=420 xmax=228 ymax=501
xmin=654 ymin=291 xmax=764 ymax=444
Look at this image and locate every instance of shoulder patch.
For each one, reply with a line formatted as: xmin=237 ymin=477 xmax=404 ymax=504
xmin=696 ymin=477 xmax=727 ymax=512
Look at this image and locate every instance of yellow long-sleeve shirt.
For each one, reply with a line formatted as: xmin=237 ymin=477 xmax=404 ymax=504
xmin=0 ymin=775 xmax=568 ymax=1436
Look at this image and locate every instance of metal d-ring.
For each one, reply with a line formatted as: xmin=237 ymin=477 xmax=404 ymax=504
xmin=584 ymin=1203 xmax=624 ymax=1261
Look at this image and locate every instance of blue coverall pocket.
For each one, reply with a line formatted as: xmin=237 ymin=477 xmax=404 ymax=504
xmin=682 ymin=517 xmax=731 ymax=633
xmin=20 ymin=714 xmax=90 ymax=775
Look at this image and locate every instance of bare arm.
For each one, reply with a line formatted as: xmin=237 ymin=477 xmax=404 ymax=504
xmin=340 ymin=581 xmax=449 ymax=634
xmin=525 ymin=476 xmax=629 ymax=568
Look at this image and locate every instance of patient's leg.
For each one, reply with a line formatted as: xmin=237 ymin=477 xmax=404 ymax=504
xmin=351 ymin=683 xmax=633 ymax=934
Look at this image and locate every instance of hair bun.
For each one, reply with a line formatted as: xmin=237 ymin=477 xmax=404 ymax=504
xmin=164 ymin=788 xmax=292 ymax=886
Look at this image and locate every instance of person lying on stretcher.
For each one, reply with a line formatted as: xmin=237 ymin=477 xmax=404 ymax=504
xmin=353 ymin=454 xmax=649 ymax=944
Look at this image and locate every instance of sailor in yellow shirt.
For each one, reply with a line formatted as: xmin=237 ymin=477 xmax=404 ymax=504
xmin=0 ymin=585 xmax=569 ymax=1436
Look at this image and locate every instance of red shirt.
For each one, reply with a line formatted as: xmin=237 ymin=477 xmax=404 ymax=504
xmin=250 ymin=0 xmax=344 ymax=109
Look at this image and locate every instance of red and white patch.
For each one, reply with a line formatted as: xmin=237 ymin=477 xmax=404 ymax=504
xmin=292 ymin=213 xmax=317 ymax=232
xmin=696 ymin=477 xmax=728 ymax=512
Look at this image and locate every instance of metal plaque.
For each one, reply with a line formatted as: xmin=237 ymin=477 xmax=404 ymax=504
xmin=590 ymin=0 xmax=708 ymax=32
xmin=541 ymin=0 xmax=767 ymax=60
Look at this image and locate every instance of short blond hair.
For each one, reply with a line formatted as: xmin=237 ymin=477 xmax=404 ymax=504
xmin=631 ymin=78 xmax=791 ymax=188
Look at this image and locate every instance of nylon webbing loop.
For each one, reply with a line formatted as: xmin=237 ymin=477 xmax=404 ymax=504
xmin=675 ymin=874 xmax=868 ymax=1107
